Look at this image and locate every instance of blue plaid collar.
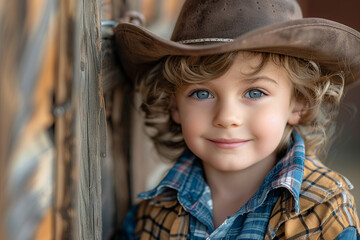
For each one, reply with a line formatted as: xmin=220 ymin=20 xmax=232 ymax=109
xmin=139 ymin=131 xmax=306 ymax=219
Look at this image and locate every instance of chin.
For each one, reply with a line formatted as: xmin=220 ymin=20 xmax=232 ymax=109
xmin=210 ymin=159 xmax=253 ymax=172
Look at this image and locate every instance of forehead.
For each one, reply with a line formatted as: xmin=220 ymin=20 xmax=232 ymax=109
xmin=219 ymin=51 xmax=291 ymax=83
xmin=169 ymin=51 xmax=295 ymax=91
xmin=175 ymin=51 xmax=294 ymax=94
xmin=232 ymin=51 xmax=283 ymax=73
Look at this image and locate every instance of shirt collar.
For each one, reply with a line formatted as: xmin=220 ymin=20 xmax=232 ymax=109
xmin=138 ymin=131 xmax=306 ymax=214
xmin=259 ymin=131 xmax=305 ymax=213
xmin=138 ymin=149 xmax=201 ymax=199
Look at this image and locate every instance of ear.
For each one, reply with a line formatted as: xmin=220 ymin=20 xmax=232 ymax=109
xmin=171 ymin=98 xmax=181 ymax=124
xmin=288 ymin=98 xmax=307 ymax=125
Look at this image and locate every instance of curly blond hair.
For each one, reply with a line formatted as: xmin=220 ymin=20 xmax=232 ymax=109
xmin=139 ymin=51 xmax=344 ymax=160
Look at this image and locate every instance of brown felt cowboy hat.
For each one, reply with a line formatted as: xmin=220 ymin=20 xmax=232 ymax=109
xmin=114 ymin=0 xmax=360 ymax=87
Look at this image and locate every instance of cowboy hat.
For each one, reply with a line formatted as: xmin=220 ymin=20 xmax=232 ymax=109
xmin=114 ymin=0 xmax=360 ymax=87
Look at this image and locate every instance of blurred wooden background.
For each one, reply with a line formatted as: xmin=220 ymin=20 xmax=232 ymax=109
xmin=0 ymin=0 xmax=359 ymax=240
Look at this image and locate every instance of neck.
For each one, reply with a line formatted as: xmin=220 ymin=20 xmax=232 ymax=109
xmin=204 ymin=155 xmax=276 ymax=199
xmin=203 ymin=154 xmax=277 ymax=228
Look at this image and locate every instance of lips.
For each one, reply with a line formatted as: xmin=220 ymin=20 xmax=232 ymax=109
xmin=208 ymin=138 xmax=250 ymax=149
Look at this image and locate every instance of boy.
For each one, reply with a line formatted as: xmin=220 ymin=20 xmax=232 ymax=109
xmin=115 ymin=0 xmax=360 ymax=239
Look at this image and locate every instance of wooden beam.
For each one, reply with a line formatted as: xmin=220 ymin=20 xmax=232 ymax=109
xmin=77 ymin=0 xmax=104 ymax=239
xmin=54 ymin=0 xmax=78 ymax=239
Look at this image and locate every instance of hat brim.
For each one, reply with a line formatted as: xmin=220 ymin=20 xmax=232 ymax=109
xmin=114 ymin=18 xmax=360 ymax=87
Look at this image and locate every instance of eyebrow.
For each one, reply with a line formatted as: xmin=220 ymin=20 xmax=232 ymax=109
xmin=243 ymin=76 xmax=279 ymax=86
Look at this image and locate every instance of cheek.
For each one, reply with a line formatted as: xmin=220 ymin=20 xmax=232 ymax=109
xmin=180 ymin=116 xmax=207 ymax=154
xmin=250 ymin=108 xmax=289 ymax=142
xmin=178 ymin=107 xmax=208 ymax=139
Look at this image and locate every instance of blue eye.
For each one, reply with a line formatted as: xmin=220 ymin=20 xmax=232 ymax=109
xmin=192 ymin=90 xmax=214 ymax=99
xmin=245 ymin=89 xmax=265 ymax=99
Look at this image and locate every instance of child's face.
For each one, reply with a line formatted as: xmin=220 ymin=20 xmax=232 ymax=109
xmin=171 ymin=52 xmax=303 ymax=172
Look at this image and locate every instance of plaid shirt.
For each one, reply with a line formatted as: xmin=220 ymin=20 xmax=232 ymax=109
xmin=122 ymin=132 xmax=359 ymax=239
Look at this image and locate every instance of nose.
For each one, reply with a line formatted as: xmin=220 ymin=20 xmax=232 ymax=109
xmin=212 ymin=99 xmax=243 ymax=128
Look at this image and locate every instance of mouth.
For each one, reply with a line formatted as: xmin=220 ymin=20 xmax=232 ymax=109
xmin=208 ymin=138 xmax=250 ymax=149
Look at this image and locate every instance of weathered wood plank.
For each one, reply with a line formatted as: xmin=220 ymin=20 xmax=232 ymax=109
xmin=0 ymin=2 xmax=18 ymax=237
xmin=77 ymin=0 xmax=104 ymax=239
xmin=110 ymin=86 xmax=132 ymax=227
xmin=111 ymin=0 xmax=127 ymax=22
xmin=1 ymin=0 xmax=127 ymax=239
xmin=54 ymin=0 xmax=78 ymax=239
xmin=0 ymin=0 xmax=57 ymax=239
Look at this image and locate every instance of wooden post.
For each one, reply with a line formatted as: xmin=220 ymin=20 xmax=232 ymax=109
xmin=55 ymin=0 xmax=105 ymax=238
xmin=54 ymin=0 xmax=78 ymax=239
xmin=77 ymin=0 xmax=104 ymax=239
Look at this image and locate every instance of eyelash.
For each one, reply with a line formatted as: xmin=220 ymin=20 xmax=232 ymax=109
xmin=244 ymin=88 xmax=268 ymax=99
xmin=188 ymin=88 xmax=268 ymax=100
xmin=189 ymin=89 xmax=214 ymax=99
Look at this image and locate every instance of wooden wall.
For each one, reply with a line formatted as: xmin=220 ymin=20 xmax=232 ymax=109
xmin=0 ymin=0 xmax=124 ymax=239
xmin=0 ymin=0 xmax=58 ymax=239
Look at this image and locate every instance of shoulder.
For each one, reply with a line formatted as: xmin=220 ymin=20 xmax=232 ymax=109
xmin=299 ymin=157 xmax=354 ymax=211
xmin=134 ymin=194 xmax=190 ymax=239
xmin=267 ymin=157 xmax=360 ymax=239
xmin=136 ymin=193 xmax=180 ymax=219
xmin=302 ymin=157 xmax=353 ymax=196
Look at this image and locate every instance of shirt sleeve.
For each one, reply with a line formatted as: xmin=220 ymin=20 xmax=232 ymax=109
xmin=334 ymin=227 xmax=360 ymax=240
xmin=120 ymin=205 xmax=138 ymax=240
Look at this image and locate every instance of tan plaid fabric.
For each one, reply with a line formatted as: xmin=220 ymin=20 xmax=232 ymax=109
xmin=135 ymin=194 xmax=189 ymax=240
xmin=135 ymin=158 xmax=359 ymax=239
xmin=265 ymin=157 xmax=360 ymax=239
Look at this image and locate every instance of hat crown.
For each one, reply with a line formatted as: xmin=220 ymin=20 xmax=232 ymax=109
xmin=171 ymin=0 xmax=303 ymax=42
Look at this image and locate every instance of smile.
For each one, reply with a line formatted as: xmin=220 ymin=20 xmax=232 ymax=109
xmin=208 ymin=138 xmax=250 ymax=149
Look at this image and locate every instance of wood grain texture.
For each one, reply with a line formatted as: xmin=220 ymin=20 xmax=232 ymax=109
xmin=54 ymin=0 xmax=78 ymax=239
xmin=1 ymin=0 xmax=130 ymax=239
xmin=0 ymin=2 xmax=17 ymax=238
xmin=0 ymin=0 xmax=57 ymax=239
xmin=77 ymin=0 xmax=105 ymax=239
xmin=102 ymin=0 xmax=126 ymax=22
